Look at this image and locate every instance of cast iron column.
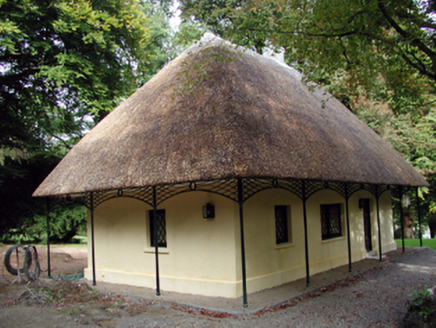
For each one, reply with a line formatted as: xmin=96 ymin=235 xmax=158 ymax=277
xmin=375 ymin=186 xmax=383 ymax=262
xmin=302 ymin=181 xmax=310 ymax=287
xmin=344 ymin=184 xmax=352 ymax=272
xmin=46 ymin=197 xmax=51 ymax=278
xmin=416 ymin=188 xmax=423 ymax=247
xmin=153 ymin=186 xmax=161 ymax=296
xmin=90 ymin=192 xmax=97 ymax=285
xmin=398 ymin=187 xmax=405 ymax=253
xmin=237 ymin=178 xmax=248 ymax=308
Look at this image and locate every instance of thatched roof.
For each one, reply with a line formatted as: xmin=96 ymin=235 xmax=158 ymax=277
xmin=33 ymin=33 xmax=428 ymax=197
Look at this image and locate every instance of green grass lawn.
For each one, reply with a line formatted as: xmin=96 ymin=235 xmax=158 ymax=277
xmin=395 ymin=238 xmax=436 ymax=249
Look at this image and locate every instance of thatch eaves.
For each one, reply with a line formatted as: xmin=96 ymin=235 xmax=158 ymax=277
xmin=33 ymin=34 xmax=428 ymax=197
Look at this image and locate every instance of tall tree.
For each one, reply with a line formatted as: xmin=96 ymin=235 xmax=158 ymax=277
xmin=180 ymin=0 xmax=435 ymax=112
xmin=1 ymin=0 xmax=154 ymax=156
xmin=0 ymin=0 xmax=172 ymax=238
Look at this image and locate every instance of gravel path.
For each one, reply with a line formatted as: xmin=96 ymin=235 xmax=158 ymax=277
xmin=1 ymin=247 xmax=435 ymax=327
xmin=113 ymin=247 xmax=436 ymax=327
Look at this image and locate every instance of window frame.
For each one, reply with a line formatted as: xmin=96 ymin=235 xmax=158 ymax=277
xmin=274 ymin=205 xmax=292 ymax=245
xmin=148 ymin=209 xmax=167 ymax=248
xmin=320 ymin=203 xmax=343 ymax=240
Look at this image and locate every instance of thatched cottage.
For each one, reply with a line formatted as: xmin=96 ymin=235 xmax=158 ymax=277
xmin=34 ymin=34 xmax=428 ymax=307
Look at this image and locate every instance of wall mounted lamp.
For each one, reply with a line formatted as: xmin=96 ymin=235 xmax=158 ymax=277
xmin=203 ymin=203 xmax=215 ymax=219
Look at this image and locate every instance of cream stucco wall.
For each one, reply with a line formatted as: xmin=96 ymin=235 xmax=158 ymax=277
xmin=85 ymin=192 xmax=240 ymax=297
xmin=241 ymin=189 xmax=306 ymax=294
xmin=85 ymin=188 xmax=395 ymax=298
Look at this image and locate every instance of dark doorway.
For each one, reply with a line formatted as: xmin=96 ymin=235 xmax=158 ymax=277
xmin=359 ymin=199 xmax=372 ymax=252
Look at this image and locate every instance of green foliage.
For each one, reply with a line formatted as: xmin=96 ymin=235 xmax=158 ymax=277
xmin=29 ymin=204 xmax=87 ymax=244
xmin=139 ymin=0 xmax=176 ymax=81
xmin=171 ymin=20 xmax=207 ymax=49
xmin=407 ymin=285 xmax=435 ymax=320
xmin=0 ymin=0 xmax=154 ymax=227
xmin=355 ymin=100 xmax=436 ymax=234
xmin=0 ymin=0 xmax=175 ymax=240
xmin=1 ymin=0 xmax=155 ymax=160
xmin=1 ymin=203 xmax=87 ymax=244
xmin=180 ymin=0 xmax=436 ymax=112
xmin=0 ymin=154 xmax=60 ymax=238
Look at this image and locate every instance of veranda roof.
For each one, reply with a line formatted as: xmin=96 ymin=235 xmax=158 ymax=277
xmin=33 ymin=34 xmax=428 ymax=197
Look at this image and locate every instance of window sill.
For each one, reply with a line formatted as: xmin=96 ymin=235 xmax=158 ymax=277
xmin=274 ymin=242 xmax=295 ymax=250
xmin=321 ymin=236 xmax=346 ymax=244
xmin=143 ymin=247 xmax=170 ymax=254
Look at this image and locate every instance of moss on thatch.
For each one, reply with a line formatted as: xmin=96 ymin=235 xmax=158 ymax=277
xmin=33 ymin=34 xmax=428 ymax=197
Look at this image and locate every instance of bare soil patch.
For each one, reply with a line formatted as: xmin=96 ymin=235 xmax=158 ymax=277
xmin=1 ymin=244 xmax=87 ymax=283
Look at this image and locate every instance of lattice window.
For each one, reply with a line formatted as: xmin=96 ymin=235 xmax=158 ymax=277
xmin=321 ymin=204 xmax=342 ymax=240
xmin=149 ymin=209 xmax=167 ymax=248
xmin=275 ymin=205 xmax=291 ymax=244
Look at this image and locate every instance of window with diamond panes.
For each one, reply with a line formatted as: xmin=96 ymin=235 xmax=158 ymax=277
xmin=320 ymin=204 xmax=342 ymax=240
xmin=149 ymin=209 xmax=167 ymax=247
xmin=275 ymin=205 xmax=291 ymax=244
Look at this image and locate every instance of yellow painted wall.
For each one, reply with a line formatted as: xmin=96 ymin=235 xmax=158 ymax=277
xmin=380 ymin=190 xmax=396 ymax=253
xmin=155 ymin=192 xmax=239 ymax=296
xmin=239 ymin=188 xmax=395 ymax=294
xmin=85 ymin=188 xmax=395 ymax=298
xmin=241 ymin=189 xmax=306 ymax=293
xmin=85 ymin=192 xmax=240 ymax=297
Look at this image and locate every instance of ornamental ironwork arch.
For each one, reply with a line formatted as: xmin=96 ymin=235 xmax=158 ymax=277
xmin=74 ymin=178 xmax=393 ymax=210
